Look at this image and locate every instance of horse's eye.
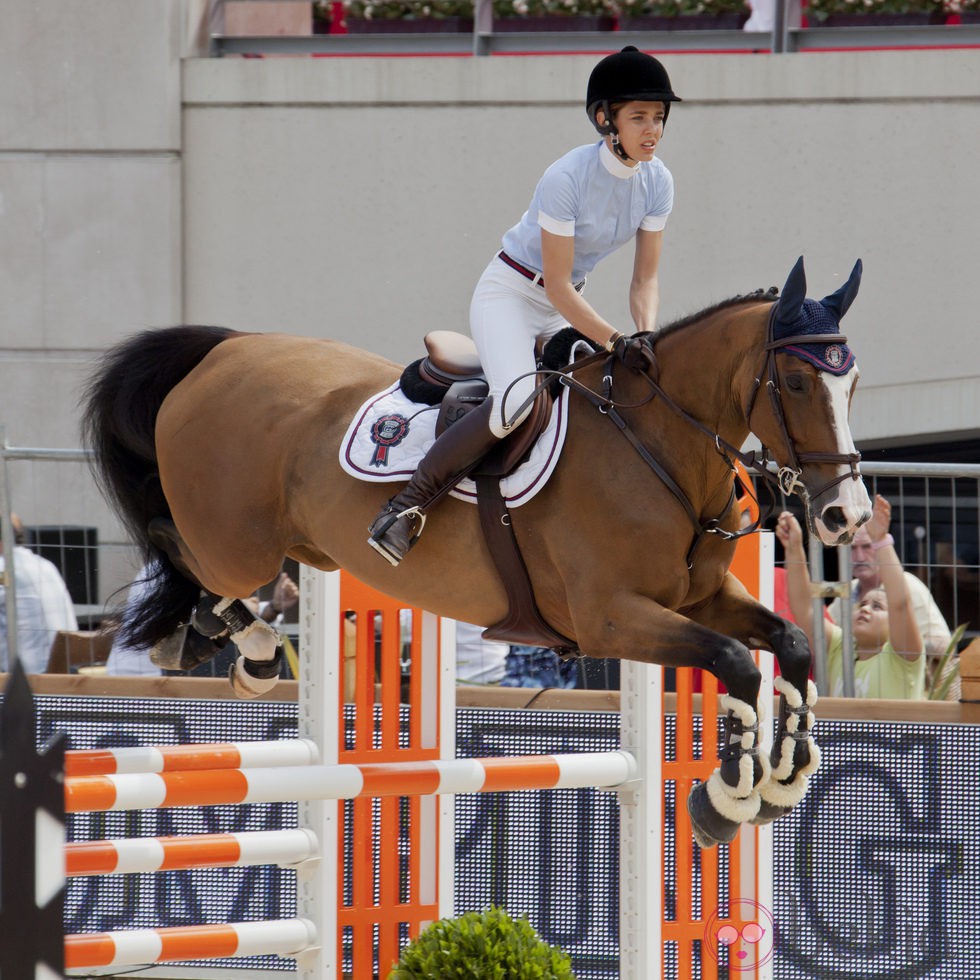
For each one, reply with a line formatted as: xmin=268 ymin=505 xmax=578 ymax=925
xmin=785 ymin=374 xmax=806 ymax=393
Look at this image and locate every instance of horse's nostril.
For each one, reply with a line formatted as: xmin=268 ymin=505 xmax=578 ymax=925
xmin=821 ymin=506 xmax=846 ymax=533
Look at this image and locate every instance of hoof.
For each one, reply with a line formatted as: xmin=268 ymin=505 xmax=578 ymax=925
xmin=192 ymin=596 xmax=230 ymax=638
xmin=750 ymin=799 xmax=792 ymax=826
xmin=687 ymin=782 xmax=741 ymax=849
xmin=150 ymin=626 xmax=188 ymax=669
xmin=150 ymin=625 xmax=224 ymax=672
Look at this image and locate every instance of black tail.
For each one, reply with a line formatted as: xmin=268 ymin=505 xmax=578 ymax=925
xmin=81 ymin=326 xmax=238 ymax=648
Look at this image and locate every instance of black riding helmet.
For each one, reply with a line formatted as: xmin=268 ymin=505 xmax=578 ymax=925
xmin=586 ymin=46 xmax=681 ymax=159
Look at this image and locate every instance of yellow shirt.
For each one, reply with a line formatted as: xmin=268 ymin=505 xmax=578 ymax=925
xmin=826 ymin=626 xmax=925 ymax=700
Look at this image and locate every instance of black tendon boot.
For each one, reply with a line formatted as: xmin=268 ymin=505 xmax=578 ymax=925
xmin=368 ymin=399 xmax=500 ymax=566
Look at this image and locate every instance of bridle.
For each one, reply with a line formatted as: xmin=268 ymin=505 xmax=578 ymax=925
xmin=742 ymin=304 xmax=862 ymax=502
xmin=520 ymin=302 xmax=863 ymax=566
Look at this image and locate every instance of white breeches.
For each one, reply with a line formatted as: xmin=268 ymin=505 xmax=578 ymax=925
xmin=470 ymin=257 xmax=573 ymax=438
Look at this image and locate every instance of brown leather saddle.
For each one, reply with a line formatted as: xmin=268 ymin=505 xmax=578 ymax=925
xmin=416 ymin=330 xmax=553 ymax=469
xmin=402 ymin=331 xmax=580 ymax=656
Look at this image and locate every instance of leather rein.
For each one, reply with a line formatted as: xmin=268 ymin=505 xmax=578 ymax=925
xmin=529 ymin=303 xmax=862 ymax=568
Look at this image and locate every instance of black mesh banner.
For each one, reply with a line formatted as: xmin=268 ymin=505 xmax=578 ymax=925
xmin=8 ymin=693 xmax=975 ymax=978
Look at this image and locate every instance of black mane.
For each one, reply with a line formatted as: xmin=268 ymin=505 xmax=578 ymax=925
xmin=538 ymin=287 xmax=780 ymax=376
xmin=656 ymin=287 xmax=779 ymax=342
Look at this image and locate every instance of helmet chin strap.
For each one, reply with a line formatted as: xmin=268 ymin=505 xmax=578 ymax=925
xmin=610 ymin=132 xmax=633 ymax=164
xmin=597 ymin=100 xmax=635 ymax=165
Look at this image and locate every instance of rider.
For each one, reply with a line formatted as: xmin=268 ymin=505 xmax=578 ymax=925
xmin=368 ymin=46 xmax=682 ymax=566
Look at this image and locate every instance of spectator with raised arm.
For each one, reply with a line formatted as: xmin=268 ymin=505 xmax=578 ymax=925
xmin=827 ymin=494 xmax=951 ymax=684
xmin=776 ymin=506 xmax=924 ymax=699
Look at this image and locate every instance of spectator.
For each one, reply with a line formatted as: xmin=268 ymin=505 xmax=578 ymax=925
xmin=0 ymin=513 xmax=78 ymax=673
xmin=776 ymin=509 xmax=924 ymax=699
xmin=827 ymin=494 xmax=951 ymax=680
xmin=743 ymin=0 xmax=801 ymax=31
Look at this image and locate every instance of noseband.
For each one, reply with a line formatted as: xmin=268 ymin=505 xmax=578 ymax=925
xmin=745 ymin=305 xmax=862 ymax=502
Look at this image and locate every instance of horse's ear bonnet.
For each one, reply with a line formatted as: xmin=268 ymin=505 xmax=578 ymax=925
xmin=772 ymin=256 xmax=859 ymax=376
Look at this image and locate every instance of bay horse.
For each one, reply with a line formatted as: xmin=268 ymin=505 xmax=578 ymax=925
xmin=82 ymin=256 xmax=871 ymax=847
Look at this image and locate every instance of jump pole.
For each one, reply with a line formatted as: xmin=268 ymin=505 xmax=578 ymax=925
xmin=58 ymin=532 xmax=771 ymax=978
xmin=298 ymin=568 xmax=457 ymax=979
xmin=297 ymin=568 xmax=663 ymax=979
xmin=305 ymin=534 xmax=770 ymax=979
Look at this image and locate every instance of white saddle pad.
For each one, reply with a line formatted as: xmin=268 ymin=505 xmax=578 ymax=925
xmin=339 ymin=382 xmax=570 ymax=507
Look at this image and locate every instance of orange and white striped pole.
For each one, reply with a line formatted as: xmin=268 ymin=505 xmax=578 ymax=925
xmin=64 ymin=918 xmax=317 ymax=970
xmin=66 ymin=828 xmax=319 ymax=877
xmin=65 ymin=752 xmax=638 ymax=813
xmin=65 ymin=738 xmax=319 ymax=776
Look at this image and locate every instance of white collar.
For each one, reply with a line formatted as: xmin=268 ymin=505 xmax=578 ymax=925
xmin=599 ymin=139 xmax=640 ymax=179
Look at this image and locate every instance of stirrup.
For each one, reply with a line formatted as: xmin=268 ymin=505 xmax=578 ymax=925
xmin=367 ymin=506 xmax=426 ymax=567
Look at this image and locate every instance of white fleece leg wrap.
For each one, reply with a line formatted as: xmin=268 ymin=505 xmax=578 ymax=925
xmin=719 ymin=694 xmax=758 ymax=727
xmin=705 ymin=772 xmax=762 ymax=824
xmin=764 ymin=678 xmax=821 ymax=805
xmin=212 ymin=598 xmax=281 ymax=662
xmin=717 ymin=694 xmax=768 ymax=797
xmin=229 ymin=620 xmax=280 ymax=662
xmin=758 ymin=756 xmax=820 ymax=809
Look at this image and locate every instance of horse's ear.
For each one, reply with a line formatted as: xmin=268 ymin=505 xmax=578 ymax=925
xmin=775 ymin=256 xmax=807 ymax=325
xmin=820 ymin=258 xmax=863 ymax=321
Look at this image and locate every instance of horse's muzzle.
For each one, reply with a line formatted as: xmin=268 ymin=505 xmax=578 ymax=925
xmin=813 ymin=503 xmax=872 ymax=547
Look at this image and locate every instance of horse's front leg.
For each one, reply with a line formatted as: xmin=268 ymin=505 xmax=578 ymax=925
xmin=684 ymin=571 xmax=821 ymax=838
xmin=575 ymin=595 xmax=768 ymax=850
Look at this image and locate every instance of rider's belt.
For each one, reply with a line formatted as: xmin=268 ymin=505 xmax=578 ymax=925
xmin=498 ymin=251 xmax=585 ymax=293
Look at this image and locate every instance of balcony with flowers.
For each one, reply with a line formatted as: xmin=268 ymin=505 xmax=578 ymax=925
xmin=214 ymin=0 xmax=980 ymax=53
xmin=326 ymin=0 xmax=753 ymax=31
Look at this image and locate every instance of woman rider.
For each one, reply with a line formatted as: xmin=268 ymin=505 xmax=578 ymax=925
xmin=368 ymin=46 xmax=681 ymax=566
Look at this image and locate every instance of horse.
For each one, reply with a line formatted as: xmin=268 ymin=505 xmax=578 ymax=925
xmin=81 ymin=256 xmax=872 ymax=848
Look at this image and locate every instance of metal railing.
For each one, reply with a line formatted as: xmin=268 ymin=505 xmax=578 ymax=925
xmin=807 ymin=461 xmax=980 ymax=697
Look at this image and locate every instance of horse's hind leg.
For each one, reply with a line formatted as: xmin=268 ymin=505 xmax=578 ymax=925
xmin=752 ymin=622 xmax=820 ymax=826
xmin=685 ymin=641 xmax=769 ymax=849
xmin=146 ymin=518 xmax=228 ymax=671
xmin=147 ymin=519 xmax=283 ymax=697
xmin=204 ymin=596 xmax=285 ymax=699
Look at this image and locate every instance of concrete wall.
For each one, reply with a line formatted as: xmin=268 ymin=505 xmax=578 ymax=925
xmin=1 ymin=0 xmax=183 ymax=451
xmin=181 ymin=50 xmax=980 ymax=448
xmin=0 ymin=0 xmax=186 ymax=592
xmin=1 ymin=4 xmax=978 ymax=592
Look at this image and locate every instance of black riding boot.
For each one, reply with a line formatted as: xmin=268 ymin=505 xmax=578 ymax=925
xmin=367 ymin=399 xmax=500 ymax=566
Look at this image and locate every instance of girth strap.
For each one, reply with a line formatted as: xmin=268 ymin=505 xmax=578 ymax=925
xmin=474 ymin=474 xmax=579 ymax=656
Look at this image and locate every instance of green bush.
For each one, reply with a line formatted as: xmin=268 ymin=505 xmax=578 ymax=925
xmin=389 ymin=907 xmax=576 ymax=979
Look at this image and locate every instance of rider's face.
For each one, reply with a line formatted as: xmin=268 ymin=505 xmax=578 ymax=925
xmin=606 ymin=101 xmax=665 ymax=164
